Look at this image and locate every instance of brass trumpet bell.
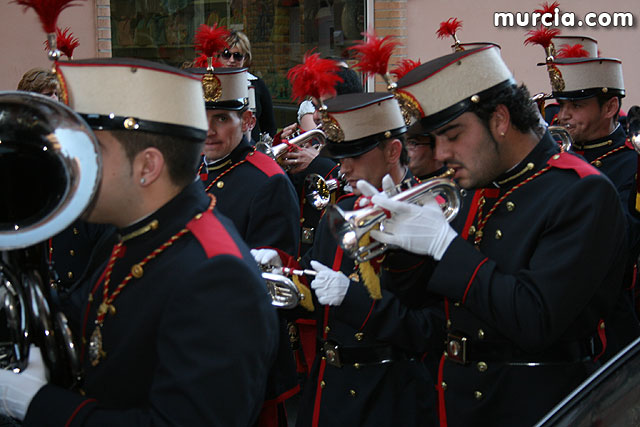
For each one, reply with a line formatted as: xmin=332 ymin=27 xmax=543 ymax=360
xmin=327 ymin=170 xmax=461 ymax=262
xmin=262 ymin=272 xmax=302 ymax=309
xmin=548 ymin=125 xmax=573 ymax=152
xmin=304 ymin=173 xmax=341 ymax=210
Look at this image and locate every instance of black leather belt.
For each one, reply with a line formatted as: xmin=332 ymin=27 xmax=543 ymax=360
xmin=320 ymin=340 xmax=414 ymax=368
xmin=445 ymin=332 xmax=597 ymax=366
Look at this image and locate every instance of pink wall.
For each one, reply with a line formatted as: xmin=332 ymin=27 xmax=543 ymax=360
xmin=0 ymin=1 xmax=96 ymax=91
xmin=407 ymin=0 xmax=640 ymax=109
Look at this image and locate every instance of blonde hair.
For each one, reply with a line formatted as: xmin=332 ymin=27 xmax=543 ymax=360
xmin=17 ymin=67 xmax=59 ymax=94
xmin=226 ymin=30 xmax=252 ymax=67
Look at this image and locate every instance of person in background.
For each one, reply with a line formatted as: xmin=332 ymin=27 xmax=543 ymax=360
xmin=17 ymin=67 xmax=60 ymax=100
xmin=218 ymin=30 xmax=277 ymax=142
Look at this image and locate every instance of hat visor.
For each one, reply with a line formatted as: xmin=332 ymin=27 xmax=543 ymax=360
xmin=205 ymin=99 xmax=247 ymax=111
xmin=553 ymin=88 xmax=625 ymax=100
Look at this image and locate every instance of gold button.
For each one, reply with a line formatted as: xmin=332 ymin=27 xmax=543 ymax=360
xmin=506 ymin=201 xmax=515 ymax=211
xmin=477 ymin=361 xmax=488 ymax=372
xmin=494 ymin=230 xmax=502 ymax=240
xmin=468 ymin=225 xmax=476 ymax=236
xmin=49 ymin=247 xmax=54 ymax=254
xmin=324 ymin=326 xmax=330 ymax=334
xmin=600 ymin=321 xmax=606 ymax=329
xmin=446 ymin=319 xmax=452 ymax=329
xmin=454 ymin=302 xmax=460 ymax=307
xmin=194 ymin=213 xmax=203 ymax=220
xmin=552 ymin=154 xmax=560 ymax=160
xmin=300 ymin=218 xmax=305 ymax=224
xmin=477 ymin=329 xmax=485 ymax=340
xmin=73 ymin=227 xmax=79 ymax=235
xmin=354 ymin=332 xmax=364 ymax=341
xmin=353 ymin=363 xmax=361 ymax=369
xmin=474 ymin=391 xmax=483 ymax=400
xmin=602 ymin=87 xmax=608 ymax=93
xmin=69 ymin=250 xmax=75 ymax=256
xmin=471 ymin=94 xmax=480 ymax=103
xmin=320 ymin=381 xmax=326 ymax=389
xmin=216 ymin=181 xmax=224 ymax=189
xmin=131 ymin=263 xmax=144 ymax=278
xmin=594 ymin=160 xmax=602 ymax=168
xmin=441 ymin=381 xmax=447 ymax=390
xmin=349 ymin=389 xmax=356 ymax=397
xmin=67 ymin=271 xmax=73 ymax=279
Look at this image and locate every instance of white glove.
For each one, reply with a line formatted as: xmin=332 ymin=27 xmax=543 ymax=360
xmin=0 ymin=345 xmax=48 ymax=421
xmin=369 ymin=194 xmax=458 ymax=260
xmin=310 ymin=260 xmax=350 ymax=306
xmin=356 ymin=174 xmax=395 ymax=198
xmin=251 ymin=248 xmax=282 ymax=268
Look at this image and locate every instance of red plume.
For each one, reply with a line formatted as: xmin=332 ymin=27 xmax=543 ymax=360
xmin=286 ymin=51 xmax=343 ymax=103
xmin=349 ymin=30 xmax=400 ymax=77
xmin=524 ymin=26 xmax=561 ymax=48
xmin=193 ymin=53 xmax=222 ymax=68
xmin=556 ymin=43 xmax=590 ymax=58
xmin=194 ymin=23 xmax=230 ymax=58
xmin=390 ymin=59 xmax=421 ymax=80
xmin=534 ymin=1 xmax=560 ymax=14
xmin=45 ymin=27 xmax=79 ymax=58
xmin=436 ymin=18 xmax=462 ymax=39
xmin=11 ymin=0 xmax=84 ymax=34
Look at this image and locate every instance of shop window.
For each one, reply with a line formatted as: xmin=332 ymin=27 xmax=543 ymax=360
xmin=110 ymin=0 xmax=365 ymax=127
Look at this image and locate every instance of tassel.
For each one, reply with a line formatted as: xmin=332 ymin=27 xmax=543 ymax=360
xmin=292 ymin=275 xmax=315 ymax=312
xmin=356 ymin=232 xmax=382 ymax=300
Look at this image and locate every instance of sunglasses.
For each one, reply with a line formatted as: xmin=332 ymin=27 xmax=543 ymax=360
xmin=220 ymin=50 xmax=245 ymax=61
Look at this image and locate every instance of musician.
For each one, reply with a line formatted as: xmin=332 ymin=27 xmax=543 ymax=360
xmin=360 ymin=45 xmax=631 ymax=427
xmin=405 ymin=129 xmax=446 ymax=181
xmin=188 ymin=65 xmax=301 ymax=425
xmin=254 ymin=91 xmax=443 ymax=426
xmin=16 ymin=67 xmax=116 ymax=290
xmin=550 ymin=56 xmax=640 ymax=358
xmin=0 ymin=58 xmax=279 ymax=426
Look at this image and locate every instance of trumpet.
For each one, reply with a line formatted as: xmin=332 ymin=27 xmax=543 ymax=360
xmin=261 ymin=266 xmax=316 ymax=309
xmin=257 ymin=128 xmax=326 ymax=170
xmin=304 ymin=173 xmax=344 ymax=210
xmin=327 ymin=169 xmax=461 ymax=262
xmin=548 ymin=125 xmax=573 ymax=152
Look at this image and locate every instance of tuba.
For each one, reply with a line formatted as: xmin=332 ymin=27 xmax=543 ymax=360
xmin=0 ymin=92 xmax=101 ymax=388
xmin=327 ymin=169 xmax=461 ymax=262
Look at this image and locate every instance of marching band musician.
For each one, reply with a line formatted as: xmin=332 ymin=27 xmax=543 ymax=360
xmin=0 ymin=58 xmax=279 ymax=426
xmin=537 ymin=46 xmax=640 ymax=359
xmin=358 ymin=45 xmax=631 ymax=426
xmin=254 ymin=91 xmax=443 ymax=427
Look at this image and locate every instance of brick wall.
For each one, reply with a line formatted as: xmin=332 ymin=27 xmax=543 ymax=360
xmin=96 ymin=0 xmax=112 ymax=57
xmin=373 ymin=0 xmax=408 ymax=91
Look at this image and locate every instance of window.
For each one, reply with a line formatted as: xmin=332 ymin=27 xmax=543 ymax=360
xmin=110 ymin=0 xmax=366 ymax=126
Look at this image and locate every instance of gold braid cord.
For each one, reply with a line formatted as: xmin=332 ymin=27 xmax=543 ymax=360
xmin=547 ymin=64 xmax=565 ymax=92
xmin=292 ymin=275 xmax=315 ymax=312
xmin=356 ymin=232 xmax=382 ymax=300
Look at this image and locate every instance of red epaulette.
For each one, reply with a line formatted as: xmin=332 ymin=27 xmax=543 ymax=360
xmin=246 ymin=151 xmax=285 ymax=177
xmin=547 ymin=152 xmax=600 ymax=178
xmin=625 ymin=137 xmax=636 ymax=151
xmin=186 ymin=210 xmax=242 ymax=258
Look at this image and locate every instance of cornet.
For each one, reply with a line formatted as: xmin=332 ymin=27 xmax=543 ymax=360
xmin=548 ymin=125 xmax=573 ymax=152
xmin=257 ymin=128 xmax=327 ymax=170
xmin=304 ymin=173 xmax=344 ymax=210
xmin=327 ymin=169 xmax=461 ymax=262
xmin=261 ymin=266 xmax=316 ymax=309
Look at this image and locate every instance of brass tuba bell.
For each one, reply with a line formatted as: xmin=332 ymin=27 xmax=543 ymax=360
xmin=327 ymin=169 xmax=461 ymax=262
xmin=0 ymin=92 xmax=101 ymax=388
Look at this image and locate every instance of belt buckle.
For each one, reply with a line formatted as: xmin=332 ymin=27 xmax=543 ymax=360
xmin=446 ymin=333 xmax=468 ymax=365
xmin=322 ymin=341 xmax=342 ymax=368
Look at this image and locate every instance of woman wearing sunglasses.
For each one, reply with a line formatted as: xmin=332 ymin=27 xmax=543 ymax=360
xmin=219 ymin=30 xmax=277 ymax=142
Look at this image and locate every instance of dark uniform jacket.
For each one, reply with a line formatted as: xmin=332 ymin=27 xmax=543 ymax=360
xmin=200 ymin=137 xmax=300 ymax=255
xmin=200 ymin=137 xmax=301 ymax=421
xmin=295 ymin=192 xmax=441 ymax=427
xmin=405 ymin=132 xmax=628 ymax=426
xmin=572 ymin=124 xmax=640 ymax=359
xmin=24 ymin=181 xmax=279 ymax=426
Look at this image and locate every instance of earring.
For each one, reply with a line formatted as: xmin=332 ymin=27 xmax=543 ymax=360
xmin=500 ymin=132 xmax=505 ymax=137
xmin=140 ymin=177 xmax=146 ymax=185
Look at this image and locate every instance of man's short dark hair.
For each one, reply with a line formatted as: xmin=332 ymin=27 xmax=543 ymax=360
xmin=111 ymin=130 xmax=204 ymax=187
xmin=596 ymin=95 xmax=622 ymax=120
xmin=335 ymin=67 xmax=363 ymax=95
xmin=469 ymin=84 xmax=543 ymax=135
